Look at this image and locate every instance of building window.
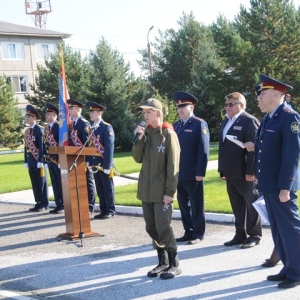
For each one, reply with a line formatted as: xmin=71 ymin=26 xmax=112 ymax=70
xmin=1 ymin=42 xmax=24 ymax=60
xmin=36 ymin=43 xmax=56 ymax=60
xmin=6 ymin=76 xmax=28 ymax=93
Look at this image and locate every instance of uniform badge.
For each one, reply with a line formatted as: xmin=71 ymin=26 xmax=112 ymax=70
xmin=202 ymin=127 xmax=207 ymax=135
xmin=157 ymin=144 xmax=165 ymax=153
xmin=233 ymin=126 xmax=242 ymax=130
xmin=291 ymin=122 xmax=299 ymax=133
xmin=84 ymin=126 xmax=90 ymax=133
xmin=109 ymin=131 xmax=113 ymax=136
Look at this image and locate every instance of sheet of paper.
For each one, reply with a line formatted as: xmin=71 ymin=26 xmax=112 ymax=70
xmin=252 ymin=195 xmax=269 ymax=224
xmin=226 ymin=135 xmax=245 ymax=148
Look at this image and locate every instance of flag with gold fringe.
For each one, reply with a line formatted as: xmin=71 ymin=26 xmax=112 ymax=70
xmin=58 ymin=54 xmax=71 ymax=146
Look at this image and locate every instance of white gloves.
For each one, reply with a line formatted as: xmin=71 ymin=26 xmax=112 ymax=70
xmin=44 ymin=164 xmax=48 ymax=168
xmin=58 ymin=164 xmax=60 ymax=169
xmin=104 ymin=169 xmax=110 ymax=175
xmin=24 ymin=163 xmax=28 ymax=169
xmin=86 ymin=162 xmax=89 ymax=167
xmin=37 ymin=162 xmax=43 ymax=168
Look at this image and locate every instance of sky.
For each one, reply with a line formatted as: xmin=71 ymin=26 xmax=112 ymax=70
xmin=1 ymin=0 xmax=300 ymax=75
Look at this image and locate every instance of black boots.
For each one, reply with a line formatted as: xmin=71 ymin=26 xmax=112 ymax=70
xmin=147 ymin=249 xmax=169 ymax=277
xmin=160 ymin=251 xmax=181 ymax=280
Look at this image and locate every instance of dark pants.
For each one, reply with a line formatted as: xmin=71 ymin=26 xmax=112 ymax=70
xmin=226 ymin=179 xmax=262 ymax=240
xmin=93 ymin=171 xmax=115 ymax=214
xmin=264 ymin=191 xmax=300 ymax=280
xmin=28 ymin=167 xmax=49 ymax=208
xmin=177 ymin=180 xmax=205 ymax=239
xmin=142 ymin=201 xmax=177 ymax=252
xmin=86 ymin=170 xmax=96 ymax=212
xmin=48 ymin=164 xmax=63 ymax=209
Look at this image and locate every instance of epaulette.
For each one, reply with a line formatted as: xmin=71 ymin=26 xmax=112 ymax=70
xmin=103 ymin=121 xmax=111 ymax=126
xmin=283 ymin=106 xmax=294 ymax=114
xmin=81 ymin=117 xmax=89 ymax=123
xmin=194 ymin=117 xmax=204 ymax=122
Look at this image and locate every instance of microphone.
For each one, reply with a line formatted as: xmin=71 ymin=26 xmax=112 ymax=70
xmin=132 ymin=121 xmax=147 ymax=144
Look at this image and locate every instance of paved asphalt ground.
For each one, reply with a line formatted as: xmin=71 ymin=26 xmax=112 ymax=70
xmin=0 ymin=160 xmax=299 ymax=299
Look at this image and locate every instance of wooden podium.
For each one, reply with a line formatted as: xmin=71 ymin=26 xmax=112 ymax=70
xmin=49 ymin=146 xmax=100 ymax=240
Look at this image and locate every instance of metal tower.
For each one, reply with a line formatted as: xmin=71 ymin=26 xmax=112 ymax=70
xmin=25 ymin=0 xmax=52 ymax=29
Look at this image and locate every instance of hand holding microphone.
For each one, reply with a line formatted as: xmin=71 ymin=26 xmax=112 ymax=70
xmin=133 ymin=121 xmax=147 ymax=144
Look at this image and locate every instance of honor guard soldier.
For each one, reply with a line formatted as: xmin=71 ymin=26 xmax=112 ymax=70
xmin=172 ymin=91 xmax=210 ymax=244
xmin=86 ymin=101 xmax=116 ymax=219
xmin=44 ymin=102 xmax=64 ymax=214
xmin=24 ymin=105 xmax=49 ymax=212
xmin=255 ymin=74 xmax=300 ymax=289
xmin=67 ymin=99 xmax=96 ymax=214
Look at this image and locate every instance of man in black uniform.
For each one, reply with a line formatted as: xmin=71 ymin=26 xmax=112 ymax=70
xmin=24 ymin=105 xmax=49 ymax=212
xmin=67 ymin=99 xmax=96 ymax=214
xmin=172 ymin=91 xmax=210 ymax=245
xmin=44 ymin=102 xmax=64 ymax=214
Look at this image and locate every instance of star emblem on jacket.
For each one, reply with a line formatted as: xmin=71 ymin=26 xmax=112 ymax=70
xmin=157 ymin=144 xmax=165 ymax=153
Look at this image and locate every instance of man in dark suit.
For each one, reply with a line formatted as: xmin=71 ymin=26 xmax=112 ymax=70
xmin=253 ymin=75 xmax=300 ymax=289
xmin=86 ymin=101 xmax=116 ymax=219
xmin=44 ymin=102 xmax=64 ymax=214
xmin=172 ymin=91 xmax=210 ymax=245
xmin=24 ymin=105 xmax=49 ymax=212
xmin=67 ymin=99 xmax=96 ymax=214
xmin=218 ymin=92 xmax=261 ymax=249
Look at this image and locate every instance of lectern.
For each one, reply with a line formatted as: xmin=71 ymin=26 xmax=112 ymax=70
xmin=49 ymin=146 xmax=100 ymax=240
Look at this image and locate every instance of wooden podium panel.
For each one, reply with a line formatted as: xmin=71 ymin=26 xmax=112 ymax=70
xmin=49 ymin=146 xmax=101 ymax=240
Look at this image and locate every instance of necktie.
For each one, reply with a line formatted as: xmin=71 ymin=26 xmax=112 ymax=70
xmin=179 ymin=120 xmax=184 ymax=129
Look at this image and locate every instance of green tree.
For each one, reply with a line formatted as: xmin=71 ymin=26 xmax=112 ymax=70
xmin=0 ymin=75 xmax=22 ymax=148
xmin=25 ymin=42 xmax=88 ymax=120
xmin=86 ymin=38 xmax=137 ymax=151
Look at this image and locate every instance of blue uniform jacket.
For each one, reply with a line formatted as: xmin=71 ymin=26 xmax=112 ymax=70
xmin=255 ymin=102 xmax=300 ymax=192
xmin=173 ymin=116 xmax=210 ymax=181
xmin=24 ymin=124 xmax=44 ymax=167
xmin=68 ymin=116 xmax=91 ymax=146
xmin=89 ymin=120 xmax=115 ymax=170
xmin=44 ymin=121 xmax=59 ymax=166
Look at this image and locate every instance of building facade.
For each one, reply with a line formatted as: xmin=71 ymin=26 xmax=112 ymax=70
xmin=0 ymin=20 xmax=71 ymax=114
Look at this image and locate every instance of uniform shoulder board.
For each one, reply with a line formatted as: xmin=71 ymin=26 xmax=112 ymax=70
xmin=283 ymin=106 xmax=294 ymax=113
xmin=81 ymin=117 xmax=89 ymax=123
xmin=194 ymin=117 xmax=204 ymax=122
xmin=38 ymin=124 xmax=43 ymax=129
xmin=103 ymin=121 xmax=111 ymax=126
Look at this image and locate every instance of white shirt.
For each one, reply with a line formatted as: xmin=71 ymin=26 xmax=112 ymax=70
xmin=222 ymin=111 xmax=243 ymax=141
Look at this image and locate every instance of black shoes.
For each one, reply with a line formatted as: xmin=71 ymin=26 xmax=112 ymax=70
xmin=261 ymin=258 xmax=280 ymax=268
xmin=267 ymin=273 xmax=287 ymax=281
xmin=176 ymin=236 xmax=193 ymax=242
xmin=49 ymin=207 xmax=64 ymax=214
xmin=224 ymin=238 xmax=245 ymax=247
xmin=278 ymin=278 xmax=300 ymax=289
xmin=29 ymin=205 xmax=47 ymax=212
xmin=102 ymin=213 xmax=114 ymax=219
xmin=94 ymin=212 xmax=114 ymax=219
xmin=241 ymin=236 xmax=260 ymax=249
xmin=94 ymin=212 xmax=105 ymax=219
xmin=188 ymin=238 xmax=202 ymax=245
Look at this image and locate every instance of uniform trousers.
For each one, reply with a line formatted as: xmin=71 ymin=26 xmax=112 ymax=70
xmin=48 ymin=164 xmax=63 ymax=209
xmin=142 ymin=201 xmax=177 ymax=252
xmin=264 ymin=191 xmax=300 ymax=280
xmin=226 ymin=179 xmax=261 ymax=240
xmin=86 ymin=170 xmax=96 ymax=212
xmin=93 ymin=171 xmax=115 ymax=214
xmin=28 ymin=167 xmax=49 ymax=208
xmin=177 ymin=180 xmax=205 ymax=239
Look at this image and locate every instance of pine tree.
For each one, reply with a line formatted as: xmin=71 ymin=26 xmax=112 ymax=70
xmin=86 ymin=38 xmax=136 ymax=151
xmin=0 ymin=76 xmax=22 ymax=148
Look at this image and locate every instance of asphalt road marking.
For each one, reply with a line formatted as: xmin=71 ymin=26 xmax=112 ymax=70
xmin=0 ymin=289 xmax=36 ymax=300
